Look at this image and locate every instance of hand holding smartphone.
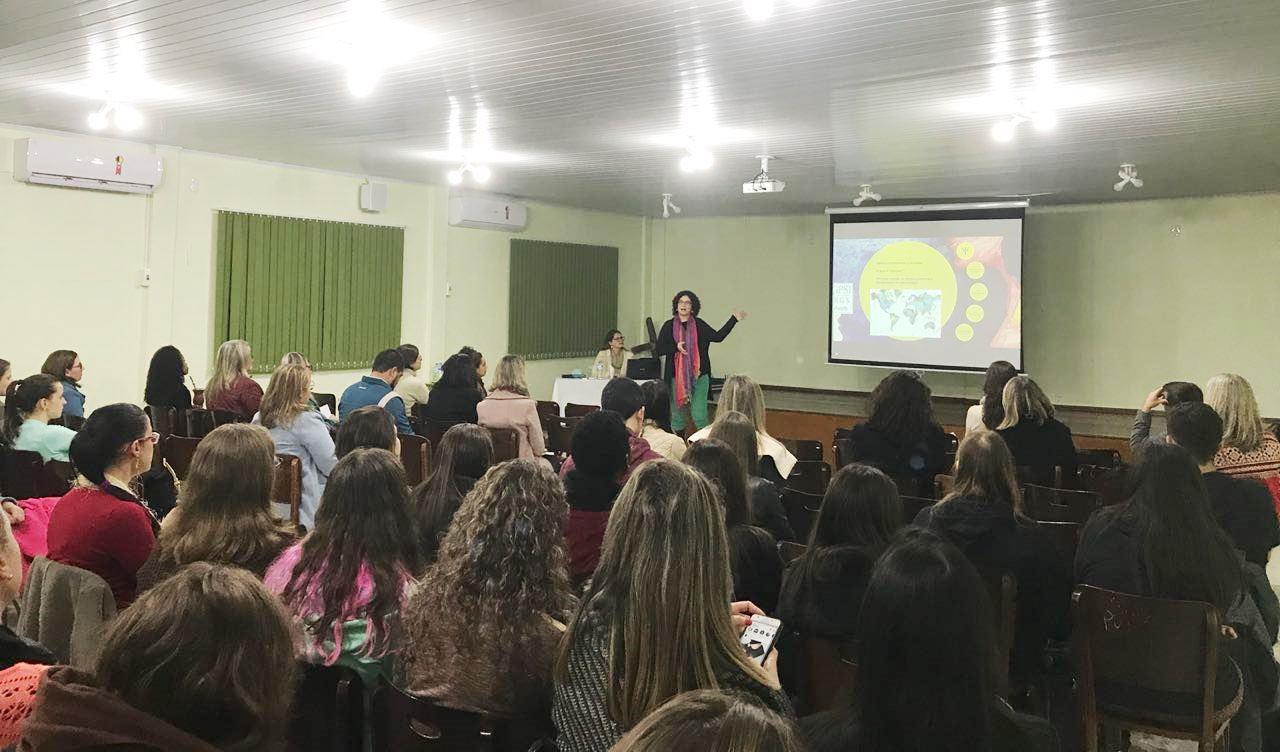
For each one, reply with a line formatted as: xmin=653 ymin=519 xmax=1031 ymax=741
xmin=739 ymin=615 xmax=782 ymax=665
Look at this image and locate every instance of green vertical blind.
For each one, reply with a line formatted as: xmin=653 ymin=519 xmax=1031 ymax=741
xmin=214 ymin=212 xmax=404 ymax=373
xmin=509 ymin=239 xmax=619 ymax=360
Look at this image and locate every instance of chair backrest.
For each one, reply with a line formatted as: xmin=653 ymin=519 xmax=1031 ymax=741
xmin=0 ymin=448 xmax=75 ymax=500
xmin=543 ymin=416 xmax=580 ymax=457
xmin=313 ymin=392 xmax=338 ymax=415
xmin=1077 ymin=447 xmax=1123 ymax=469
xmin=778 ymin=540 xmax=807 ymax=565
xmin=1029 ymin=520 xmax=1083 ymax=573
xmin=1023 ymin=484 xmax=1101 ymax=524
xmin=564 ymin=403 xmax=598 ymax=418
xmin=287 ymin=663 xmax=365 ymax=752
xmin=412 ymin=418 xmax=464 ymax=449
xmin=899 ymin=495 xmax=934 ymax=524
xmin=212 ymin=409 xmax=248 ymax=426
xmin=781 ymin=488 xmax=824 ymax=542
xmin=273 ymin=455 xmax=303 ymax=526
xmin=978 ymin=566 xmax=1017 ymax=698
xmin=60 ymin=415 xmax=86 ymax=432
xmin=145 ymin=405 xmax=185 ymax=438
xmin=1016 ymin=464 xmax=1063 ymax=488
xmin=486 ymin=427 xmax=520 ymax=462
xmin=787 ymin=461 xmax=831 ymax=495
xmin=944 ymin=431 xmax=960 ymax=450
xmin=535 ymin=400 xmax=560 ymax=421
xmin=160 ymin=436 xmax=202 ymax=480
xmin=802 ymin=636 xmax=857 ymax=713
xmin=888 ymin=473 xmax=933 ymax=499
xmin=400 ymin=434 xmax=431 ymax=487
xmin=1078 ymin=464 xmax=1131 ymax=506
xmin=778 ymin=438 xmax=824 ymax=462
xmin=1072 ymin=585 xmax=1221 ymax=742
xmin=185 ymin=408 xmax=216 ymax=438
xmin=832 ymin=428 xmax=854 ymax=470
xmin=371 ymin=679 xmax=552 ymax=752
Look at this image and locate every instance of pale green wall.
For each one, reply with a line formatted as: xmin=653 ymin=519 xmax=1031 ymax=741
xmin=648 ymin=193 xmax=1280 ymax=415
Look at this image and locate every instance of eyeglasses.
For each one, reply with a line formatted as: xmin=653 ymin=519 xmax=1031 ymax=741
xmin=142 ymin=432 xmax=160 ymax=445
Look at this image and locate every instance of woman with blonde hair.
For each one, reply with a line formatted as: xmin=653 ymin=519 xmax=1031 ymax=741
xmin=690 ymin=374 xmax=796 ymax=481
xmin=553 ymin=460 xmax=791 ymax=751
xmin=403 ymin=460 xmax=575 ymax=717
xmin=1205 ymin=373 xmax=1280 ymax=493
xmin=254 ymin=364 xmax=336 ymax=529
xmin=477 ymin=354 xmax=546 ymax=460
xmin=135 ymin=424 xmax=297 ymax=593
xmin=611 ymin=690 xmax=804 ymax=752
xmin=994 ymin=375 xmax=1077 ymax=484
xmin=205 ymin=340 xmax=262 ymax=420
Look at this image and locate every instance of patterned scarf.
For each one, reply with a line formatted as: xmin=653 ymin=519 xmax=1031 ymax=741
xmin=673 ymin=316 xmax=701 ymax=406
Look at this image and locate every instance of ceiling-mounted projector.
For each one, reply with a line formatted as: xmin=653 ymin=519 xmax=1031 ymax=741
xmin=743 ymin=155 xmax=785 ymax=194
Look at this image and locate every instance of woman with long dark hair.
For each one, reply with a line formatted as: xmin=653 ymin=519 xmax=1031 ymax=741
xmin=802 ymin=530 xmax=1057 ymax=752
xmin=709 ymin=411 xmax=794 ymax=541
xmin=422 ymin=353 xmax=484 ymax=423
xmin=966 ymin=360 xmax=1017 ymax=434
xmin=3 ymin=375 xmax=76 ymax=462
xmin=638 ymin=380 xmax=686 ymax=460
xmin=335 ymin=405 xmax=400 ymax=458
xmin=403 ymin=460 xmax=575 ymax=716
xmin=410 ymin=423 xmax=494 ymax=563
xmin=264 ymin=448 xmax=421 ymax=683
xmin=143 ymin=346 xmax=192 ymax=410
xmin=654 ymin=290 xmax=746 ymax=433
xmin=847 ymin=370 xmax=951 ymax=481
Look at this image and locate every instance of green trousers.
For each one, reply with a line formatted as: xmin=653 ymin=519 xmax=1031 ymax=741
xmin=670 ymin=374 xmax=711 ymax=432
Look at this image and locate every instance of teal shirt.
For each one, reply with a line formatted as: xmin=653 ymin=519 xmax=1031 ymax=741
xmin=14 ymin=420 xmax=77 ymax=462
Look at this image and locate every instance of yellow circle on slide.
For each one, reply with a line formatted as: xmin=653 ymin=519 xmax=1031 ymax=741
xmin=966 ymin=261 xmax=985 ymax=280
xmin=970 ymin=282 xmax=989 ymax=301
xmin=966 ymin=305 xmax=985 ymax=323
xmin=956 ymin=242 xmax=975 ymax=260
xmin=955 ymin=324 xmax=975 ymax=342
xmin=857 ymin=241 xmax=958 ymax=341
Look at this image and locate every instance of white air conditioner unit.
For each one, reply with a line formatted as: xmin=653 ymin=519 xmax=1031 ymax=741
xmin=13 ymin=137 xmax=163 ymax=195
xmin=448 ymin=193 xmax=527 ymax=231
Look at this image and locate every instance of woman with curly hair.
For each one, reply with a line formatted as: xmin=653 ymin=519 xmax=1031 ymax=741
xmin=402 ymin=459 xmax=575 ymax=717
xmin=654 ymin=290 xmax=747 ymax=433
xmin=846 ymin=370 xmax=951 ymax=482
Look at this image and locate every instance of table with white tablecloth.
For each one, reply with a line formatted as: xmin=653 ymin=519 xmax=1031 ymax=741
xmin=551 ymin=377 xmax=654 ymax=415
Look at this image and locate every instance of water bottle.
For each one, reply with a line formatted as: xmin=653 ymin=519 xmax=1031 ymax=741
xmin=593 ymin=361 xmax=605 ymax=379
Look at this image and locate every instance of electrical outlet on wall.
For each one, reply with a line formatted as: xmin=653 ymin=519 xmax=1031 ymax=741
xmin=139 ymin=267 xmax=153 ymax=287
xmin=445 ymin=282 xmax=454 ymax=297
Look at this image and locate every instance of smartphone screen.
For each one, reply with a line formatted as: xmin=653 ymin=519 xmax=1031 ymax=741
xmin=739 ymin=615 xmax=781 ymax=665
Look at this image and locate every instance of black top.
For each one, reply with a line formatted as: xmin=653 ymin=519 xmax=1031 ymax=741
xmin=729 ymin=524 xmax=783 ymax=614
xmin=421 ymin=385 xmax=483 ymax=424
xmin=0 ymin=624 xmax=54 ymax=670
xmin=915 ymin=497 xmax=1071 ymax=681
xmin=749 ymin=476 xmax=796 ymax=542
xmin=143 ymin=381 xmax=192 ymax=411
xmin=996 ymin=418 xmax=1077 ymax=481
xmin=777 ymin=544 xmax=882 ymax=639
xmin=654 ymin=316 xmax=738 ymax=382
xmin=1203 ymin=471 xmax=1280 ymax=567
xmin=801 ymin=699 xmax=1060 ymax=752
xmin=846 ymin=422 xmax=952 ymax=479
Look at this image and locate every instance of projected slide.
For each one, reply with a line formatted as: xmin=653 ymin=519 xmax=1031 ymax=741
xmin=829 ymin=208 xmax=1023 ymax=372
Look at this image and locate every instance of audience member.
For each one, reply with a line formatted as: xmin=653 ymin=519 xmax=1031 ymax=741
xmin=847 ymin=370 xmax=952 ymax=483
xmin=995 ymin=375 xmax=1078 ymax=483
xmin=143 ymin=346 xmax=192 ymax=410
xmin=204 ymin=340 xmax=262 ymax=420
xmin=965 ymin=360 xmax=1018 ymax=434
xmin=2 ymin=375 xmax=76 ymax=462
xmin=278 ymin=352 xmax=325 ymax=414
xmin=335 ymin=404 xmax=400 ymax=458
xmin=1075 ymin=443 xmax=1246 ymax=723
xmin=690 ymin=374 xmax=795 ymax=481
xmin=459 ymin=345 xmax=489 ymax=396
xmin=265 ymin=448 xmax=421 ymax=683
xmin=1205 ymin=373 xmax=1280 ymax=500
xmin=421 ymin=353 xmax=484 ymax=424
xmin=592 ymin=330 xmax=634 ymax=379
xmin=393 ymin=343 xmax=431 ymax=413
xmin=478 ymin=355 xmax=547 ymax=459
xmin=914 ymin=431 xmax=1071 ymax=684
xmin=709 ymin=411 xmax=794 ymax=541
xmin=562 ymin=410 xmax=630 ymax=584
xmin=802 ymin=530 xmax=1058 ymax=752
xmin=1130 ymin=380 xmax=1203 ymax=455
xmin=135 ymin=424 xmax=297 ymax=594
xmin=637 ymin=380 xmax=686 ymax=460
xmin=339 ymin=349 xmax=413 ymax=434
xmin=611 ymin=690 xmax=804 ymax=752
xmin=404 ymin=460 xmax=575 ymax=717
xmin=410 ymin=423 xmax=494 ymax=564
xmin=558 ymin=378 xmax=661 ymax=482
xmin=0 ymin=359 xmax=10 ymax=406
xmin=1166 ymin=402 xmax=1279 ymax=566
xmin=255 ymin=364 xmax=337 ymax=529
xmin=684 ymin=440 xmax=784 ymax=613
xmin=0 ymin=509 xmax=55 ymax=746
xmin=40 ymin=350 xmax=85 ymax=419
xmin=553 ymin=460 xmax=791 ymax=751
xmin=48 ymin=404 xmax=158 ymax=607
xmin=20 ymin=562 xmax=295 ymax=751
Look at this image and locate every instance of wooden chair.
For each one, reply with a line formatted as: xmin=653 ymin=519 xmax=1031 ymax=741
xmin=832 ymin=428 xmax=854 ymax=470
xmin=888 ymin=473 xmax=933 ymax=499
xmin=1077 ymin=448 xmax=1123 ymax=469
xmin=978 ymin=566 xmax=1017 ymax=698
xmin=159 ymin=436 xmax=202 ymax=481
xmin=899 ymin=495 xmax=934 ymax=524
xmin=371 ymin=680 xmax=553 ymax=752
xmin=0 ymin=449 xmax=75 ymax=499
xmin=778 ymin=540 xmax=807 ymax=565
xmin=486 ymin=427 xmax=520 ymax=462
xmin=273 ymin=455 xmax=303 ymax=527
xmin=934 ymin=473 xmax=956 ymax=497
xmin=801 ymin=636 xmax=858 ymax=714
xmin=1024 ymin=484 xmax=1101 ymax=524
xmin=1016 ymin=464 xmax=1064 ymax=488
xmin=564 ymin=403 xmax=598 ymax=418
xmin=413 ymin=418 xmax=464 ymax=449
xmin=1072 ymin=585 xmax=1240 ymax=751
xmin=535 ymin=400 xmax=560 ymax=421
xmin=781 ymin=488 xmax=824 ymax=542
xmin=312 ymin=392 xmax=338 ymax=416
xmin=185 ymin=408 xmax=216 ymax=438
xmin=144 ymin=405 xmax=185 ymax=438
xmin=287 ymin=663 xmax=365 ymax=752
xmin=779 ymin=438 xmax=824 ymax=462
xmin=787 ymin=461 xmax=831 ymax=495
xmin=1078 ymin=464 xmax=1131 ymax=506
xmin=399 ymin=434 xmax=431 ymax=487
xmin=60 ymin=414 xmax=85 ymax=432
xmin=543 ymin=416 xmax=580 ymax=457
xmin=944 ymin=431 xmax=960 ymax=450
xmin=212 ymin=409 xmax=248 ymax=426
xmin=1029 ymin=520 xmax=1083 ymax=573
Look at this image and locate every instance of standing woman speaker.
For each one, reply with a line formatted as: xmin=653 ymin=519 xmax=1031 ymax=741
xmin=655 ymin=290 xmax=746 ymax=433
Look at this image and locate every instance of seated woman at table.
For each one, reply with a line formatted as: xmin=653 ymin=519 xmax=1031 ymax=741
xmin=592 ymin=330 xmax=634 ymax=378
